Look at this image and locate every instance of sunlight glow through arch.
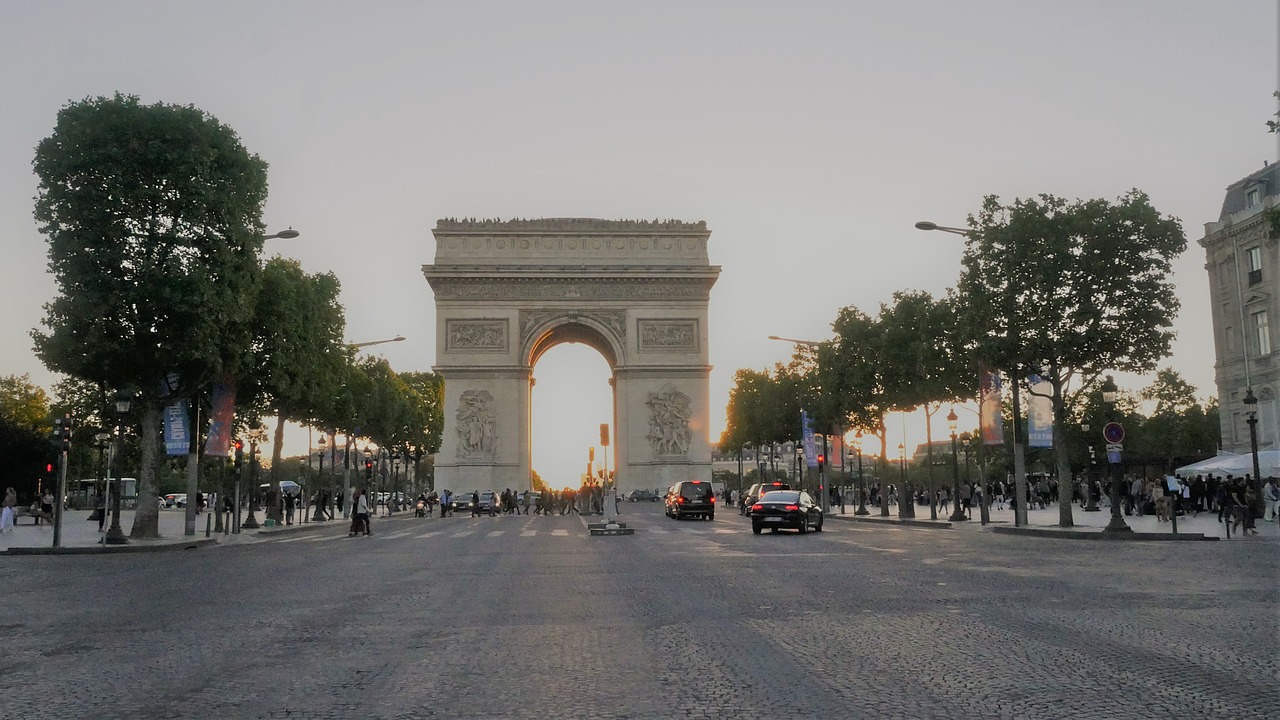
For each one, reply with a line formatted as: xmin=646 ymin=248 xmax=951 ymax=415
xmin=530 ymin=343 xmax=613 ymax=488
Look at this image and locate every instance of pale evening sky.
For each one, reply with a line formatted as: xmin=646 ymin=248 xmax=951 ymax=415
xmin=0 ymin=1 xmax=1274 ymax=485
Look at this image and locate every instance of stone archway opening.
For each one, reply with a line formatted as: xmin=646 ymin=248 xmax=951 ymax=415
xmin=529 ymin=340 xmax=614 ymax=491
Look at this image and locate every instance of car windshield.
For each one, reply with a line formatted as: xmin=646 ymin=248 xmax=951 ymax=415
xmin=759 ymin=491 xmax=799 ymax=503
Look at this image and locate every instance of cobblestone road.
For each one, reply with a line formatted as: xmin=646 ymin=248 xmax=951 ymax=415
xmin=2 ymin=504 xmax=1276 ymax=719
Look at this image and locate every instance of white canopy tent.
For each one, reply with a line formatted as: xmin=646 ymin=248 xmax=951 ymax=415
xmin=1175 ymin=450 xmax=1280 ymax=479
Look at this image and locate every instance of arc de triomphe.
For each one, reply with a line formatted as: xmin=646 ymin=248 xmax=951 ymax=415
xmin=422 ymin=218 xmax=720 ymax=493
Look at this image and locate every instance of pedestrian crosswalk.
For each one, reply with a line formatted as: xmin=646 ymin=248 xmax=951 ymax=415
xmin=265 ymin=524 xmax=780 ymax=543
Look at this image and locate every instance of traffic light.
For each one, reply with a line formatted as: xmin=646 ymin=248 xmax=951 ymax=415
xmin=46 ymin=463 xmax=54 ymax=474
xmin=51 ymin=416 xmax=73 ymax=451
xmin=233 ymin=440 xmax=244 ymax=471
xmin=817 ymin=453 xmax=825 ymax=472
xmin=365 ymin=460 xmax=373 ymax=479
xmin=599 ymin=423 xmax=610 ymax=447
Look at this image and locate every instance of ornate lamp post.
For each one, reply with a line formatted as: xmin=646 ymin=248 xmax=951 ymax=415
xmin=90 ymin=432 xmax=110 ymax=523
xmin=1243 ymin=388 xmax=1262 ymax=518
xmin=104 ymin=391 xmax=131 ymax=545
xmin=947 ymin=408 xmax=967 ymax=521
xmin=1100 ymin=376 xmax=1131 ymax=533
xmin=1082 ymin=422 xmax=1100 ymax=511
xmin=853 ymin=431 xmax=869 ymax=516
xmin=898 ymin=442 xmax=907 ymax=510
xmin=311 ymin=435 xmax=328 ymax=521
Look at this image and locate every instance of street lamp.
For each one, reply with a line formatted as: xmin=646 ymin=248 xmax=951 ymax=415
xmin=947 ymin=409 xmax=967 ymax=521
xmin=1243 ymin=388 xmax=1262 ymax=517
xmin=350 ymin=336 xmax=406 ymax=349
xmin=104 ymin=391 xmax=131 ymax=545
xmin=1081 ymin=421 xmax=1100 ymax=511
xmin=853 ymin=431 xmax=869 ymax=516
xmin=262 ymin=227 xmax=300 ymax=240
xmin=91 ymin=432 xmax=110 ymax=524
xmin=898 ymin=442 xmax=907 ymax=509
xmin=312 ymin=435 xmax=328 ymax=521
xmin=1100 ymin=375 xmax=1131 ymax=533
xmin=916 ymin=220 xmax=1030 ymax=527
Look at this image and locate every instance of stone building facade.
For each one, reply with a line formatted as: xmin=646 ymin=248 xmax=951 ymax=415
xmin=1200 ymin=163 xmax=1279 ymax=454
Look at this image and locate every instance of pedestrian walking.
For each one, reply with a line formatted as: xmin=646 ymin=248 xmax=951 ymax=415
xmin=284 ymin=492 xmax=296 ymax=525
xmin=1264 ymin=478 xmax=1279 ymax=523
xmin=1 ymin=486 xmax=16 ymax=533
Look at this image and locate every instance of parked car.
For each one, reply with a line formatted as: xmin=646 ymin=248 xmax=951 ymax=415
xmin=164 ymin=493 xmax=187 ymax=508
xmin=664 ymin=480 xmax=716 ymax=520
xmin=750 ymin=490 xmax=823 ymax=534
xmin=741 ymin=482 xmax=792 ymax=515
xmin=627 ymin=489 xmax=659 ymax=502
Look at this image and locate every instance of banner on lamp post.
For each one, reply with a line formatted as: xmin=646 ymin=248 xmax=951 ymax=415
xmin=162 ymin=400 xmax=190 ymax=456
xmin=979 ymin=367 xmax=1004 ymax=445
xmin=802 ymin=411 xmax=817 ymax=467
xmin=204 ymin=377 xmax=236 ymax=457
xmin=1026 ymin=375 xmax=1054 ymax=448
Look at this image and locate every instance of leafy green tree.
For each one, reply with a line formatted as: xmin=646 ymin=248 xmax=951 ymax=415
xmin=1135 ymin=369 xmax=1220 ymax=472
xmin=0 ymin=374 xmax=51 ymax=429
xmin=821 ymin=306 xmax=900 ymax=514
xmin=956 ymin=191 xmax=1185 ymax=527
xmin=0 ymin=374 xmax=55 ymax=500
xmin=32 ymin=93 xmax=269 ymax=538
xmin=243 ymin=257 xmax=348 ymax=524
xmin=876 ymin=291 xmax=974 ymax=517
xmin=400 ymin=371 xmax=444 ymax=489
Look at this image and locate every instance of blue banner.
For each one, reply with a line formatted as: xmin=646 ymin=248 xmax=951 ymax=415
xmin=802 ymin=411 xmax=817 ymax=467
xmin=163 ymin=400 xmax=190 ymax=456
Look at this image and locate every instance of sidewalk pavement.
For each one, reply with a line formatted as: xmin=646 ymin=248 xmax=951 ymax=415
xmin=828 ymin=498 xmax=1280 ymax=541
xmin=0 ymin=506 xmax=409 ymax=554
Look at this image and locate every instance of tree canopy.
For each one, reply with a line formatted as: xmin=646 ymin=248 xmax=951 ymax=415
xmin=31 ymin=93 xmax=269 ymax=537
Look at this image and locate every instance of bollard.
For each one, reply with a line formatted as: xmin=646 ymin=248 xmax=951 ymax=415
xmin=205 ymin=512 xmax=213 ymax=537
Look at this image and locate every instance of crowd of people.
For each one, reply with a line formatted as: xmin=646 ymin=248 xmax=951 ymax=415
xmin=818 ymin=472 xmax=1278 ymax=535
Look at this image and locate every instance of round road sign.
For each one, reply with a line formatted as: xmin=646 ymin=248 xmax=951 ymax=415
xmin=1103 ymin=422 xmax=1125 ymax=444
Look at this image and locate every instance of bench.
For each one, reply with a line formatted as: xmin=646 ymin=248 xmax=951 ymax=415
xmin=14 ymin=506 xmax=52 ymax=525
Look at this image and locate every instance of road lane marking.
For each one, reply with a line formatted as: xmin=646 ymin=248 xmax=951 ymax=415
xmin=551 ymin=529 xmax=569 ymax=536
xmin=487 ymin=530 xmax=505 ymax=537
xmin=415 ymin=531 xmax=443 ymax=539
xmin=520 ymin=530 xmax=536 ymax=537
xmin=452 ymin=531 xmax=475 ymax=538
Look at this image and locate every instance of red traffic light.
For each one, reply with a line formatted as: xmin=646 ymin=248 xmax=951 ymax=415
xmin=46 ymin=463 xmax=53 ymax=472
xmin=233 ymin=440 xmax=243 ymax=450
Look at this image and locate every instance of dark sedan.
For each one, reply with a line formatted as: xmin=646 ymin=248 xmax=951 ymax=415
xmin=451 ymin=495 xmax=475 ymax=514
xmin=750 ymin=490 xmax=823 ymax=534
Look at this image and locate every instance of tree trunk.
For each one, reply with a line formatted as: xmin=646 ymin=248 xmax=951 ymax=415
xmin=129 ymin=395 xmax=161 ymax=539
xmin=267 ymin=412 xmax=285 ymax=525
xmin=1052 ymin=375 xmax=1075 ymax=528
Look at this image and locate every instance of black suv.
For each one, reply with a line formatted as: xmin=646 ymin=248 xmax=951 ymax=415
xmin=741 ymin=481 xmax=793 ymax=515
xmin=665 ymin=480 xmax=716 ymax=520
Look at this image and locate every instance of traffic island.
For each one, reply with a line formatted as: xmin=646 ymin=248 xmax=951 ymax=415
xmin=992 ymin=526 xmax=1218 ymax=541
xmin=5 ymin=538 xmax=219 ymax=555
xmin=588 ymin=521 xmax=634 ymax=536
xmin=829 ymin=515 xmax=953 ymax=529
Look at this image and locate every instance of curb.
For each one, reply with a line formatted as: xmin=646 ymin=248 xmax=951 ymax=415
xmin=992 ymin=526 xmax=1218 ymax=542
xmin=4 ymin=538 xmax=219 ymax=555
xmin=829 ymin=515 xmax=953 ymax=529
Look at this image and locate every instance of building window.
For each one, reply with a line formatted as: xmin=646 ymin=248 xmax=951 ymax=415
xmin=1225 ymin=325 xmax=1235 ymax=352
xmin=1246 ymin=246 xmax=1263 ymax=285
xmin=1246 ymin=187 xmax=1260 ymax=208
xmin=1254 ymin=310 xmax=1271 ymax=355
